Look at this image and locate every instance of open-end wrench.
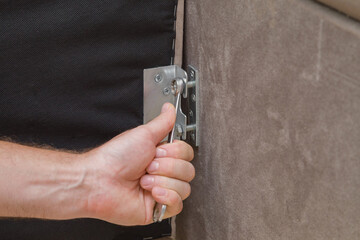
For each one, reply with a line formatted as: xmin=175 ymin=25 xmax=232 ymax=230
xmin=153 ymin=78 xmax=185 ymax=223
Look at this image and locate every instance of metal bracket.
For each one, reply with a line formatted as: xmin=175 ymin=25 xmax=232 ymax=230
xmin=144 ymin=65 xmax=200 ymax=146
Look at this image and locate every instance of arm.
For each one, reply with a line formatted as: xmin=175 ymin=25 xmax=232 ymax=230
xmin=0 ymin=141 xmax=87 ymax=220
xmin=0 ymin=103 xmax=195 ymax=225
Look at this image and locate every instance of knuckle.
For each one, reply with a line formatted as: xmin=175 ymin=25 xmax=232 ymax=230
xmin=172 ymin=143 xmax=182 ymax=158
xmin=169 ymin=159 xmax=177 ymax=176
xmin=169 ymin=192 xmax=178 ymax=206
xmin=164 ymin=116 xmax=174 ymax=132
xmin=167 ymin=120 xmax=174 ymax=132
xmin=180 ymin=141 xmax=194 ymax=160
xmin=158 ymin=158 xmax=175 ymax=177
xmin=137 ymin=126 xmax=157 ymax=149
xmin=176 ymin=200 xmax=184 ymax=214
xmin=188 ymin=163 xmax=196 ymax=181
xmin=153 ymin=176 xmax=165 ymax=188
xmin=184 ymin=184 xmax=191 ymax=199
xmin=182 ymin=141 xmax=194 ymax=156
xmin=137 ymin=126 xmax=153 ymax=140
xmin=189 ymin=147 xmax=195 ymax=160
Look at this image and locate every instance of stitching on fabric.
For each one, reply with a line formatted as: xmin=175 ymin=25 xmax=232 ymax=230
xmin=171 ymin=0 xmax=178 ymax=65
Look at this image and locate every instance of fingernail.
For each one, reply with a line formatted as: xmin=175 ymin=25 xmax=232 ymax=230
xmin=154 ymin=188 xmax=167 ymax=197
xmin=156 ymin=148 xmax=167 ymax=158
xmin=147 ymin=161 xmax=159 ymax=173
xmin=141 ymin=176 xmax=154 ymax=188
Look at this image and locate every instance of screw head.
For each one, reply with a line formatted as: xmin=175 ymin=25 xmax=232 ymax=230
xmin=191 ymin=94 xmax=196 ymax=102
xmin=163 ymin=87 xmax=171 ymax=96
xmin=154 ymin=74 xmax=163 ymax=83
xmin=189 ymin=110 xmax=194 ymax=117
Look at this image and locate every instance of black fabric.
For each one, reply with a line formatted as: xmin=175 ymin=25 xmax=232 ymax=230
xmin=0 ymin=0 xmax=176 ymax=239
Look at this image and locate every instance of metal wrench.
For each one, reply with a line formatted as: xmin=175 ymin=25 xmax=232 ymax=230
xmin=153 ymin=78 xmax=185 ymax=223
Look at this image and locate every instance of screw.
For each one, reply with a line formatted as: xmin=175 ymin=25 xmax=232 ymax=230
xmin=154 ymin=74 xmax=163 ymax=83
xmin=163 ymin=87 xmax=171 ymax=96
xmin=191 ymin=94 xmax=196 ymax=102
xmin=189 ymin=110 xmax=194 ymax=117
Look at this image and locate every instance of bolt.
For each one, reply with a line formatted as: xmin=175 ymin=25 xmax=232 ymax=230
xmin=191 ymin=94 xmax=196 ymax=102
xmin=163 ymin=87 xmax=171 ymax=96
xmin=176 ymin=124 xmax=183 ymax=137
xmin=189 ymin=110 xmax=194 ymax=117
xmin=171 ymin=79 xmax=178 ymax=95
xmin=154 ymin=74 xmax=163 ymax=83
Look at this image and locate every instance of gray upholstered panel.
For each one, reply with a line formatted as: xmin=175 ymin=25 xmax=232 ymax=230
xmin=177 ymin=0 xmax=360 ymax=239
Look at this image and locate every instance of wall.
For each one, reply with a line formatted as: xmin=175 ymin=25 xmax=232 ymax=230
xmin=177 ymin=0 xmax=360 ymax=239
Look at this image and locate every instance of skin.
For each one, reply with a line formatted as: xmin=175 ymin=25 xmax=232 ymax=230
xmin=0 ymin=103 xmax=195 ymax=226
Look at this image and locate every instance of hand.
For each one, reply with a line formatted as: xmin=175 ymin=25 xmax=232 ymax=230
xmin=80 ymin=103 xmax=195 ymax=226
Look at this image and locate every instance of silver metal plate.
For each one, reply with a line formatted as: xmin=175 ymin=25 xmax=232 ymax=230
xmin=144 ymin=65 xmax=199 ymax=146
xmin=144 ymin=65 xmax=188 ymax=140
xmin=187 ymin=65 xmax=200 ymax=146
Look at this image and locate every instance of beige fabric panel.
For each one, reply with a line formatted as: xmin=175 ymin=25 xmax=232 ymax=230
xmin=317 ymin=0 xmax=360 ymax=21
xmin=176 ymin=0 xmax=360 ymax=239
xmin=174 ymin=0 xmax=184 ymax=67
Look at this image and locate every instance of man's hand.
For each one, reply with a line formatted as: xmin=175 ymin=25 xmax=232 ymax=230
xmin=0 ymin=103 xmax=194 ymax=226
xmin=81 ymin=103 xmax=195 ymax=226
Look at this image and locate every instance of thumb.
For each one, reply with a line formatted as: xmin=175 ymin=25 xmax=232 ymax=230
xmin=144 ymin=103 xmax=176 ymax=144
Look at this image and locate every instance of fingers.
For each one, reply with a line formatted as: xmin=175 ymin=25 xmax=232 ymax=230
xmin=146 ymin=158 xmax=195 ymax=182
xmin=141 ymin=175 xmax=191 ymax=200
xmin=152 ymin=187 xmax=183 ymax=218
xmin=156 ymin=141 xmax=194 ymax=162
xmin=144 ymin=103 xmax=176 ymax=144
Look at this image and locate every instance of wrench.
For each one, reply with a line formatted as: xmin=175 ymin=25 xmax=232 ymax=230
xmin=153 ymin=78 xmax=185 ymax=223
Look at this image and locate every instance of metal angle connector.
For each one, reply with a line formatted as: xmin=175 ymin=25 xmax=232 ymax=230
xmin=144 ymin=65 xmax=200 ymax=146
xmin=144 ymin=65 xmax=199 ymax=223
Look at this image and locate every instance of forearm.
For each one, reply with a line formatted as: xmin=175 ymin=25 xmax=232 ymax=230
xmin=0 ymin=141 xmax=89 ymax=220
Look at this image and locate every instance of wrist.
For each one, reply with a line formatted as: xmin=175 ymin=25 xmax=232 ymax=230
xmin=76 ymin=149 xmax=114 ymax=221
xmin=75 ymin=147 xmax=134 ymax=224
xmin=56 ymin=152 xmax=93 ymax=220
